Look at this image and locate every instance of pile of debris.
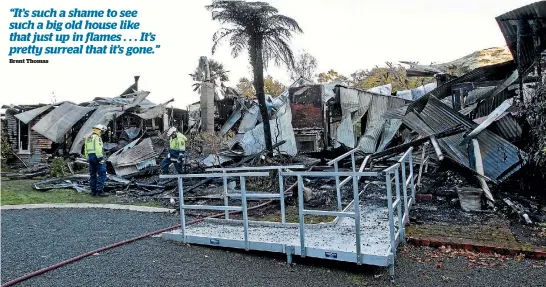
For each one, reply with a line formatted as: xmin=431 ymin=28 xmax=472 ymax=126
xmin=1 ymin=76 xmax=189 ymax=176
xmin=1 ymin=2 xmax=545 ymax=223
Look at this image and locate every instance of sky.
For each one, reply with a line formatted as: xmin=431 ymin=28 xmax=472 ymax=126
xmin=0 ymin=0 xmax=539 ymax=109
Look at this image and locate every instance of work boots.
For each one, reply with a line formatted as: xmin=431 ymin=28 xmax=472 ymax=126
xmin=90 ymin=189 xmax=97 ymax=197
xmin=97 ymin=190 xmax=107 ymax=197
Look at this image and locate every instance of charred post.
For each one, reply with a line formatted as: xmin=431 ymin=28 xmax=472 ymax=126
xmin=517 ymin=20 xmax=525 ymax=102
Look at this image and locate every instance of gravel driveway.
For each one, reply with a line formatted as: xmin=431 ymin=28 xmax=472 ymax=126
xmin=2 ymin=209 xmax=545 ymax=286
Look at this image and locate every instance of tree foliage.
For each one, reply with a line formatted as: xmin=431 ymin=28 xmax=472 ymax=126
xmin=316 ymin=62 xmax=435 ymax=93
xmin=189 ymin=58 xmax=230 ymax=98
xmin=207 ymin=0 xmax=302 ymax=153
xmin=289 ymin=50 xmax=318 ymax=82
xmin=1 ymin=134 xmax=12 ymax=162
xmin=349 ymin=62 xmax=434 ymax=92
xmin=317 ymin=69 xmax=349 ymax=84
xmin=236 ymin=76 xmax=286 ymax=98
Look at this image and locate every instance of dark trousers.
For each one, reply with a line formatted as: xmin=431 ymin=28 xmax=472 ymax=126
xmin=161 ymin=150 xmax=185 ymax=174
xmin=88 ymin=153 xmax=106 ymax=193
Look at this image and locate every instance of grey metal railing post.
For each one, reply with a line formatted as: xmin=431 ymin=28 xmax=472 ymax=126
xmin=386 ymin=172 xmax=396 ymax=257
xmin=278 ymin=168 xmax=286 ymax=224
xmin=409 ymin=150 xmax=416 ymax=203
xmin=351 ymin=152 xmax=356 ymax=172
xmin=297 ymin=175 xmax=306 ymax=257
xmin=352 ymin=174 xmax=362 ymax=264
xmin=400 ymin=159 xmax=409 ymax=224
xmin=223 ymin=170 xmax=229 ymax=219
xmin=178 ymin=177 xmax=186 ymax=240
xmin=394 ymin=168 xmax=405 ymax=243
xmin=240 ymin=176 xmax=249 ymax=250
xmin=334 ymin=162 xmax=342 ymax=211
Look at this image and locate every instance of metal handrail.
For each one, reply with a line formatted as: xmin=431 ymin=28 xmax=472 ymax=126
xmin=205 ymin=165 xmax=305 ymax=223
xmin=160 ymin=172 xmax=269 ymax=178
xmin=326 ymin=148 xmax=359 ymax=166
xmin=383 ymin=147 xmax=415 ymax=259
xmin=160 ymin=171 xmax=270 ymax=250
xmin=280 ymin=171 xmax=369 ymax=264
xmin=165 ymin=148 xmax=417 ymax=271
xmin=206 ymin=165 xmax=305 ymax=172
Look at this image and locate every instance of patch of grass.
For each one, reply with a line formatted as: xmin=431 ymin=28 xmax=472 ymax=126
xmin=0 ymin=179 xmax=165 ymax=208
xmin=1 ymin=179 xmax=116 ymax=206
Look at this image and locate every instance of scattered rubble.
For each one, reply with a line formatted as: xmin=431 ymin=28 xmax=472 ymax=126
xmin=1 ymin=2 xmax=545 ymax=234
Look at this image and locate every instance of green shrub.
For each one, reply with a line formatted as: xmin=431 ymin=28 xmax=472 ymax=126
xmin=50 ymin=157 xmax=69 ymax=177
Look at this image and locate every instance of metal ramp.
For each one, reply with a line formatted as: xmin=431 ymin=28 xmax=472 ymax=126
xmin=161 ymin=147 xmax=416 ymax=277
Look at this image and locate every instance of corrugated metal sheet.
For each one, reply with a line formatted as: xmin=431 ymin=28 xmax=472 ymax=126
xmin=135 ymin=104 xmax=166 ymax=120
xmin=400 ymin=61 xmax=445 ymax=74
xmin=466 ymin=86 xmax=496 ymax=105
xmin=473 ymin=89 xmax=513 ymax=119
xmin=69 ymin=106 xmax=123 ymax=155
xmin=357 ymin=95 xmax=389 ymax=153
xmin=338 ymin=87 xmax=372 ymax=122
xmin=377 ymin=119 xmax=403 ymax=152
xmin=494 ymin=114 xmax=522 ymax=141
xmin=402 ymin=112 xmax=437 ymax=136
xmin=335 ymin=116 xmax=355 ymax=148
xmin=441 ymin=97 xmax=454 ymax=109
xmin=239 ymin=103 xmax=297 ymax=156
xmin=336 ymin=86 xmax=407 ymax=153
xmin=459 ymin=103 xmax=478 ymax=116
xmin=135 ymin=158 xmax=157 ymax=170
xmin=411 ymin=83 xmax=437 ymax=100
xmin=376 ymin=97 xmax=407 ymax=151
xmin=471 ymin=69 xmax=519 ymax=119
xmin=396 ymin=90 xmax=413 ymax=100
xmin=201 ymin=154 xmax=232 ymax=167
xmin=14 ymin=105 xmax=52 ymax=124
xmin=219 ymin=105 xmax=242 ymax=136
xmin=383 ymin=105 xmax=409 ymax=119
xmin=108 ymin=137 xmax=165 ymax=176
xmin=473 ymin=113 xmax=522 ymax=141
xmin=496 ymin=1 xmax=546 ymax=71
xmin=222 ymin=133 xmax=244 ymax=150
xmin=410 ymin=96 xmax=524 ymax=183
xmin=32 ymin=103 xmax=96 ymax=143
xmin=238 ymin=105 xmax=260 ymax=133
xmin=108 ymin=138 xmax=156 ymax=167
xmin=366 ymin=84 xmax=392 ymax=96
xmin=408 ymin=61 xmax=517 ymax=114
xmin=91 ymin=91 xmax=154 ymax=109
xmin=111 ymin=165 xmax=138 ymax=177
xmin=323 ymin=83 xmax=337 ymax=102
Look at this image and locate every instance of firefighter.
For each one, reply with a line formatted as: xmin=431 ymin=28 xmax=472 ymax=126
xmin=161 ymin=127 xmax=187 ymax=174
xmin=84 ymin=124 xmax=107 ymax=197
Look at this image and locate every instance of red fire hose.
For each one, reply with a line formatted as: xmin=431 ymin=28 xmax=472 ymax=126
xmin=1 ymin=200 xmax=273 ymax=287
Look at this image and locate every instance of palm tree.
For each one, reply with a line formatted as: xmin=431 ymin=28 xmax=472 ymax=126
xmin=206 ymin=0 xmax=302 ymax=154
xmin=189 ymin=58 xmax=230 ymax=100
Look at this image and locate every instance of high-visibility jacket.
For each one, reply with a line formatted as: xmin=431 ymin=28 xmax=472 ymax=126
xmin=170 ymin=132 xmax=187 ymax=151
xmin=84 ymin=133 xmax=103 ymax=159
